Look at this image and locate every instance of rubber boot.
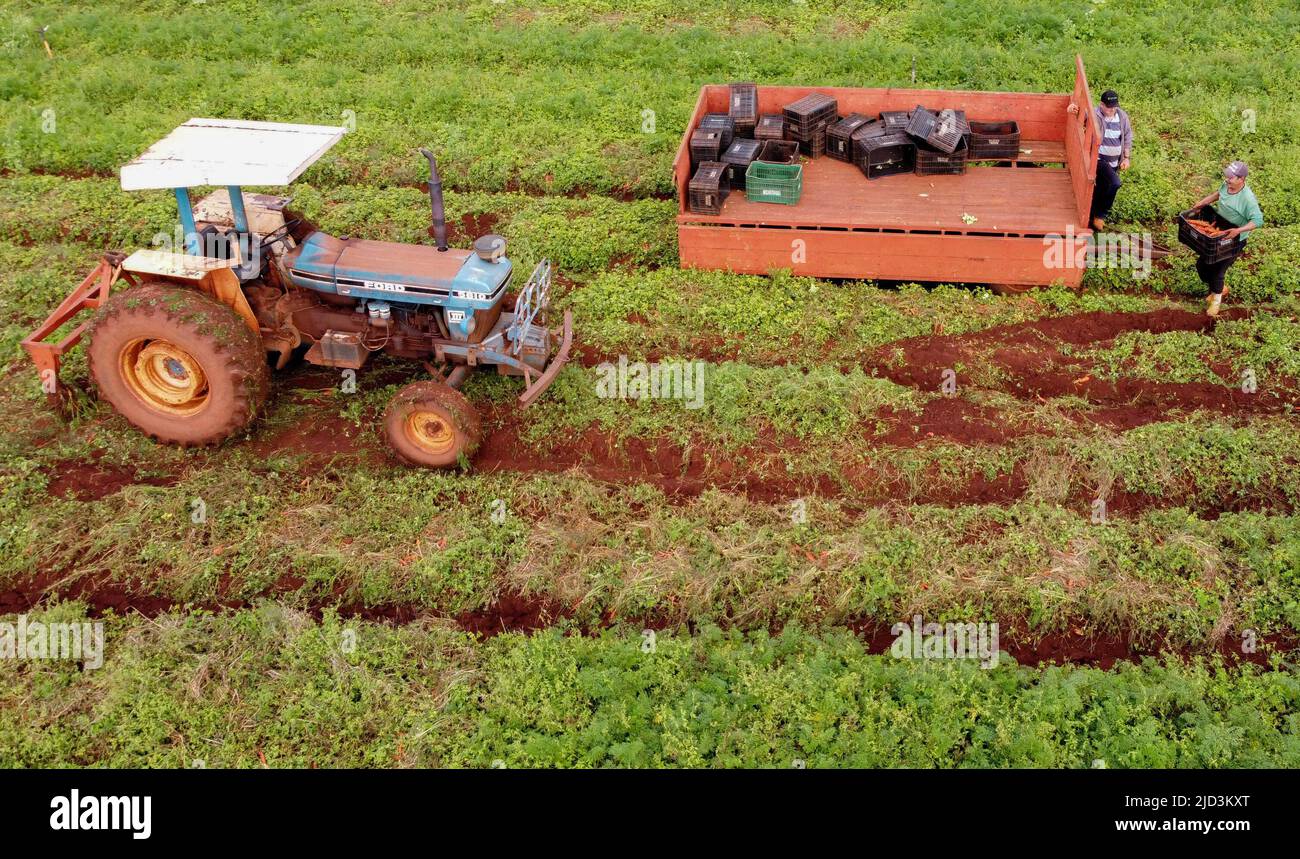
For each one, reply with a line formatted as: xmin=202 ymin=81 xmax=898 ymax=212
xmin=1206 ymin=292 xmax=1222 ymax=318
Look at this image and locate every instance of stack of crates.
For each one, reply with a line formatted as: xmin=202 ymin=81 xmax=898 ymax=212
xmin=801 ymin=123 xmax=829 ymax=157
xmin=728 ymin=82 xmax=758 ymax=139
xmin=783 ymin=93 xmax=837 ymax=158
xmin=720 ymin=138 xmax=762 ymax=189
xmin=879 ymin=110 xmax=912 ymax=132
xmin=849 ymin=119 xmax=886 ymax=160
xmin=699 ymin=114 xmax=735 ymax=150
xmin=688 ymin=161 xmax=730 ymax=215
xmin=826 ymin=114 xmax=871 ymax=162
xmin=905 ymin=106 xmax=968 ymax=154
xmin=690 ymin=128 xmax=725 ymax=170
xmin=755 ymin=114 xmax=785 ymax=141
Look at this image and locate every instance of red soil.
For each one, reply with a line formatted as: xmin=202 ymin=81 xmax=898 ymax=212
xmin=45 ymin=451 xmax=177 ymax=501
xmin=864 ymin=307 xmax=1295 ymax=430
xmin=3 ymin=572 xmax=1290 ymax=670
xmin=854 ymin=621 xmax=1291 ymax=670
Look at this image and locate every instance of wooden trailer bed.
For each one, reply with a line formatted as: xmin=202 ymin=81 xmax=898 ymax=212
xmin=674 ymin=56 xmax=1102 ymax=287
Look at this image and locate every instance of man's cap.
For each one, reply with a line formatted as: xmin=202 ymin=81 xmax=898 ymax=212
xmin=1224 ymin=160 xmax=1248 ymax=179
xmin=1100 ymin=90 xmax=1120 ymax=107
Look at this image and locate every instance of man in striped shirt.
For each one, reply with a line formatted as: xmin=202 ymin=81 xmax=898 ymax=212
xmin=1089 ymin=89 xmax=1132 ymax=232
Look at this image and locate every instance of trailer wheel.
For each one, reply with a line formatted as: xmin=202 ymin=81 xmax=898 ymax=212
xmin=383 ymin=380 xmax=482 ymax=468
xmin=87 ymin=282 xmax=270 ymax=446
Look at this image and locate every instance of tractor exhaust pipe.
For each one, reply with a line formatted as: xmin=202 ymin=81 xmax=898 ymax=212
xmin=417 ymin=147 xmax=448 ymax=252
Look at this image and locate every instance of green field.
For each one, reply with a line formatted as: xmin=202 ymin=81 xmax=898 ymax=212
xmin=2 ymin=0 xmax=1299 ymax=767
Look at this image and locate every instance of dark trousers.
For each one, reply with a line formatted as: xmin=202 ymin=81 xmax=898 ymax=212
xmin=1194 ymin=211 xmax=1239 ymax=295
xmin=1196 ymin=257 xmax=1236 ymax=295
xmin=1090 ymin=157 xmax=1122 ymax=222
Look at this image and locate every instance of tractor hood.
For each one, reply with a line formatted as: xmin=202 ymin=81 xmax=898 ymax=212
xmin=284 ymin=232 xmax=511 ymax=307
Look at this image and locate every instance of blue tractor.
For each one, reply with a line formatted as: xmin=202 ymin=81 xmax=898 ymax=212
xmin=23 ymin=119 xmax=572 ymax=467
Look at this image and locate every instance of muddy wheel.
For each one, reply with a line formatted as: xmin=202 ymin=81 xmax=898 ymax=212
xmin=87 ymin=282 xmax=270 ymax=446
xmin=383 ymin=380 xmax=482 ymax=468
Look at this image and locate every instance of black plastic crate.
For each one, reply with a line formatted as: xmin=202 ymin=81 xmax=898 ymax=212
xmin=850 ymin=119 xmax=888 ymax=144
xmin=756 ymin=139 xmax=800 ymax=164
xmin=915 ymin=140 xmax=968 ymax=175
xmin=968 ymin=120 xmax=1021 ymax=160
xmin=755 ymin=114 xmax=785 ymax=140
xmin=783 ymin=93 xmax=838 ymax=138
xmin=1177 ymin=207 xmax=1246 ymax=264
xmin=949 ymin=109 xmax=972 ymax=147
xmin=699 ymin=113 xmax=735 ymax=151
xmin=854 ymin=132 xmax=915 ymax=179
xmin=905 ymin=106 xmax=966 ymax=154
xmin=797 ymin=121 xmax=828 ymax=157
xmin=720 ymin=138 xmax=762 ymax=189
xmin=826 ymin=113 xmax=871 ymax=162
xmin=690 ymin=129 xmax=724 ymax=169
xmin=880 ymin=110 xmax=912 ymax=131
xmin=728 ymin=82 xmax=758 ymax=138
xmin=688 ymin=161 xmax=731 ymax=215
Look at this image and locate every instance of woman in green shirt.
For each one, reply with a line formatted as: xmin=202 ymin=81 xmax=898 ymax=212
xmin=1190 ymin=161 xmax=1264 ymax=317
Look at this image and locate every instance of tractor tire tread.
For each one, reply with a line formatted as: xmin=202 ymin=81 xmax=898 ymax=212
xmin=87 ymin=282 xmax=270 ymax=446
xmin=383 ymin=380 xmax=482 ymax=468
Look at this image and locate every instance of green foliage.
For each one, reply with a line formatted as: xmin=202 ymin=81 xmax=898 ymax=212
xmin=2 ymin=607 xmax=1297 ymax=767
xmin=1086 ymin=310 xmax=1300 ymax=387
xmin=4 ymin=0 xmax=1300 ymax=769
xmin=518 ymin=361 xmax=921 ymax=450
xmin=0 ymin=177 xmax=676 ymax=277
xmin=3 ymin=0 xmax=1299 ymax=225
xmin=566 ymin=268 xmax=1168 ymax=363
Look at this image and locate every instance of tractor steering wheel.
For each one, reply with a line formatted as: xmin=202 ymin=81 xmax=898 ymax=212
xmin=259 ymin=219 xmax=302 ymax=254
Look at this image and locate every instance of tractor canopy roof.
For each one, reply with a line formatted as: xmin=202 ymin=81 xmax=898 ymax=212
xmin=120 ymin=118 xmax=347 ymax=191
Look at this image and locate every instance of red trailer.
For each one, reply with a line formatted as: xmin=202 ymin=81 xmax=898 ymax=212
xmin=674 ymin=56 xmax=1102 ymax=289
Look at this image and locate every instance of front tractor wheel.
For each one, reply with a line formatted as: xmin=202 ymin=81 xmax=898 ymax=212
xmin=383 ymin=381 xmax=482 ymax=468
xmin=87 ymin=283 xmax=270 ymax=446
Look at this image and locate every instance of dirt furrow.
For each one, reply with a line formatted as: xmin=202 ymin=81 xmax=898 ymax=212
xmin=1 ymin=575 xmax=1290 ymax=671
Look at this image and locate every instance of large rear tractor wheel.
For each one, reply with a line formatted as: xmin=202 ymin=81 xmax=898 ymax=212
xmin=383 ymin=380 xmax=482 ymax=468
xmin=86 ymin=283 xmax=270 ymax=446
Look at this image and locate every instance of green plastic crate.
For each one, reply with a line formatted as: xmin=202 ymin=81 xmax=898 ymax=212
xmin=745 ymin=161 xmax=803 ymax=205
